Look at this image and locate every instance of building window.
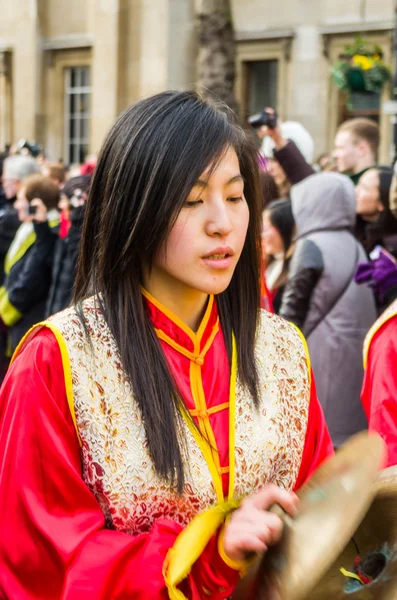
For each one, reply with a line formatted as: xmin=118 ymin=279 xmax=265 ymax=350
xmin=64 ymin=66 xmax=91 ymax=164
xmin=246 ymin=60 xmax=279 ymax=116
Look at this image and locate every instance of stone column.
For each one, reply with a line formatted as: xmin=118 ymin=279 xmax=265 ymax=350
xmin=12 ymin=0 xmax=41 ymax=143
xmin=138 ymin=0 xmax=169 ymax=97
xmin=168 ymin=0 xmax=196 ymax=90
xmin=0 ymin=52 xmax=11 ymax=150
xmin=91 ymin=0 xmax=120 ymax=153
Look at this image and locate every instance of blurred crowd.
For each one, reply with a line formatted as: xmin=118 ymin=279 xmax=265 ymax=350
xmin=1 ymin=109 xmax=397 ymax=458
xmin=255 ymin=109 xmax=397 ymax=451
xmin=0 ymin=146 xmax=95 ymax=378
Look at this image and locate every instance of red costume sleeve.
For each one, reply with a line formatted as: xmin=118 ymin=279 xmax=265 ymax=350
xmin=361 ymin=318 xmax=397 ymax=468
xmin=0 ymin=329 xmax=240 ymax=600
xmin=293 ymin=370 xmax=334 ymax=491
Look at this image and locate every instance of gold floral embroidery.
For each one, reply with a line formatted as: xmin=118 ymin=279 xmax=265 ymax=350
xmin=45 ymin=298 xmax=310 ymax=534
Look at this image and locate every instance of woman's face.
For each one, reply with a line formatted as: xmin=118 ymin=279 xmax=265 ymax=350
xmin=355 ymin=169 xmax=383 ymax=221
xmin=267 ymin=159 xmax=287 ymax=188
xmin=146 ymin=146 xmax=250 ymax=300
xmin=262 ymin=211 xmax=285 ymax=256
xmin=58 ymin=194 xmax=70 ymax=213
xmin=14 ymin=186 xmax=29 ymax=222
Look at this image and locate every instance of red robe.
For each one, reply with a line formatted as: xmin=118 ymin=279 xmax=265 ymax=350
xmin=0 ymin=294 xmax=332 ymax=599
xmin=362 ymin=313 xmax=397 ymax=468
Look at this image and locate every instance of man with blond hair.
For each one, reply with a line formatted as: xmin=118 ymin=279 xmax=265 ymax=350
xmin=333 ymin=118 xmax=380 ymax=185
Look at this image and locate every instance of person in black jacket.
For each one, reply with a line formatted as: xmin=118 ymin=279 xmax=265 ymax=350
xmin=0 ymin=174 xmax=59 ymax=353
xmin=0 ymin=155 xmax=40 ymax=285
xmin=46 ymin=175 xmax=91 ymax=316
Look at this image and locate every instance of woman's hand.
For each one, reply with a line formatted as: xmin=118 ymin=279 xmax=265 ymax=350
xmin=223 ymin=484 xmax=298 ymax=562
xmin=30 ymin=198 xmax=47 ymax=223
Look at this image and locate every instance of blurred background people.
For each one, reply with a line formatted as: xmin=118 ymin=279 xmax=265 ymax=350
xmin=0 ymin=153 xmax=6 ymax=205
xmin=262 ymin=198 xmax=295 ymax=313
xmin=259 ymin=171 xmax=279 ymax=209
xmin=259 ymin=112 xmax=315 ymax=198
xmin=0 ymin=174 xmax=59 ymax=354
xmin=355 ymin=166 xmax=397 ymax=258
xmin=0 ymin=155 xmax=40 ymax=285
xmin=279 ymin=172 xmax=377 ymax=448
xmin=46 ymin=175 xmax=91 ymax=316
xmin=355 ymin=247 xmax=397 ymax=315
xmin=390 ymin=162 xmax=397 ymax=219
xmin=315 ymin=153 xmax=337 ymax=172
xmin=333 ymin=118 xmax=379 ymax=185
xmin=41 ymin=162 xmax=67 ymax=189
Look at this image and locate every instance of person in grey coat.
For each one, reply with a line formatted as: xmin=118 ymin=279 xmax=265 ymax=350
xmin=279 ymin=172 xmax=377 ymax=448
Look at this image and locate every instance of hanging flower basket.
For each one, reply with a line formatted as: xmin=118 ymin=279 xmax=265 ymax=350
xmin=331 ymin=36 xmax=391 ymax=98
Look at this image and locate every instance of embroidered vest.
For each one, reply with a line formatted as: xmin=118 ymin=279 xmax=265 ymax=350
xmin=42 ymin=297 xmax=310 ymax=535
xmin=363 ymin=298 xmax=397 ymax=368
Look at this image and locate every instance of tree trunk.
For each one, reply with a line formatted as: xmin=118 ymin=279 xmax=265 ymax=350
xmin=195 ymin=0 xmax=238 ymax=114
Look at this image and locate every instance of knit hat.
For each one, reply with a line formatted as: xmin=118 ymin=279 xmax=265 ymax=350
xmin=262 ymin=121 xmax=315 ymax=164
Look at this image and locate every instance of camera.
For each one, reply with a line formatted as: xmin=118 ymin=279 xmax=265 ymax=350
xmin=248 ymin=109 xmax=278 ymax=130
xmin=16 ymin=139 xmax=42 ymax=158
xmin=28 ymin=205 xmax=37 ymax=216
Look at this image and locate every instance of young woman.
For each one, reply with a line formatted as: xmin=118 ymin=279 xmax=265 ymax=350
xmin=262 ymin=198 xmax=295 ymax=313
xmin=0 ymin=91 xmax=332 ymax=600
xmin=355 ymin=166 xmax=397 ymax=257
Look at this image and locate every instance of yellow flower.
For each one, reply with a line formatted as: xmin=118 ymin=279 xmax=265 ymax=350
xmin=352 ymin=54 xmax=374 ymax=70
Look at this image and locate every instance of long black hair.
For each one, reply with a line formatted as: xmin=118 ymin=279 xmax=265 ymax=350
xmin=266 ymin=198 xmax=295 ymax=254
xmin=264 ymin=199 xmax=295 ymax=303
xmin=365 ymin=166 xmax=397 ymax=254
xmin=74 ymin=90 xmax=262 ymax=492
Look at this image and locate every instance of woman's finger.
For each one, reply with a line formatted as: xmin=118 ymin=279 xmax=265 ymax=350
xmin=246 ymin=485 xmax=299 ymax=517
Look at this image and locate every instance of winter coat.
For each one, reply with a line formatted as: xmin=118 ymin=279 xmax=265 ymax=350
xmin=273 ymin=140 xmax=315 ymax=186
xmin=0 ymin=200 xmax=21 ymax=286
xmin=279 ymin=172 xmax=377 ymax=447
xmin=0 ymin=213 xmax=59 ymax=353
xmin=46 ymin=205 xmax=84 ymax=317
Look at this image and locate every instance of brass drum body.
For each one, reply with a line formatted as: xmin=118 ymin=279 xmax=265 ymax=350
xmin=309 ymin=465 xmax=397 ymax=599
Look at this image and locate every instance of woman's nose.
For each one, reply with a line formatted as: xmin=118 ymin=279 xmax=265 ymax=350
xmin=205 ymin=203 xmax=233 ymax=236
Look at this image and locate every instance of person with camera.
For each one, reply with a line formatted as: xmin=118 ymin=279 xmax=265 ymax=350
xmin=249 ymin=108 xmax=315 ymax=198
xmin=0 ymin=174 xmax=59 ymax=354
xmin=46 ymin=174 xmax=92 ymax=316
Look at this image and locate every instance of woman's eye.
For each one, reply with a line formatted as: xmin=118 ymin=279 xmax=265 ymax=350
xmin=228 ymin=196 xmax=243 ymax=203
xmin=184 ymin=200 xmax=202 ymax=207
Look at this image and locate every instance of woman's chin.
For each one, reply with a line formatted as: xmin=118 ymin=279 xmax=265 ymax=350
xmin=193 ymin=274 xmax=234 ymax=296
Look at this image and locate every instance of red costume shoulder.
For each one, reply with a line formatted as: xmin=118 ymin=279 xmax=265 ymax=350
xmin=362 ymin=315 xmax=397 ymax=467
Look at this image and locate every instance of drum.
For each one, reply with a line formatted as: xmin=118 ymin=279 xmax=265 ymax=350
xmin=232 ymin=433 xmax=389 ymax=600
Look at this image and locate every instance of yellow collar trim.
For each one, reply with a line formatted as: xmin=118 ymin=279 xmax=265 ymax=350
xmin=155 ymin=319 xmax=219 ymax=363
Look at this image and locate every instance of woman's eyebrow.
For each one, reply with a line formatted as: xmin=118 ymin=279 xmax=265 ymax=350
xmin=194 ymin=174 xmax=243 ymax=188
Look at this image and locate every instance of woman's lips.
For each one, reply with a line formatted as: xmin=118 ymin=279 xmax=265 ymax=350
xmin=201 ymin=252 xmax=234 ymax=270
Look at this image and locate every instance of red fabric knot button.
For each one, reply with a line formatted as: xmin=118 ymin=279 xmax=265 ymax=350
xmin=199 ymin=410 xmax=208 ymax=419
xmin=194 ymin=356 xmax=204 ymax=366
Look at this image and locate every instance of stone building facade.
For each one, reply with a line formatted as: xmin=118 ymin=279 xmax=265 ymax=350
xmin=0 ymin=0 xmax=395 ymax=163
